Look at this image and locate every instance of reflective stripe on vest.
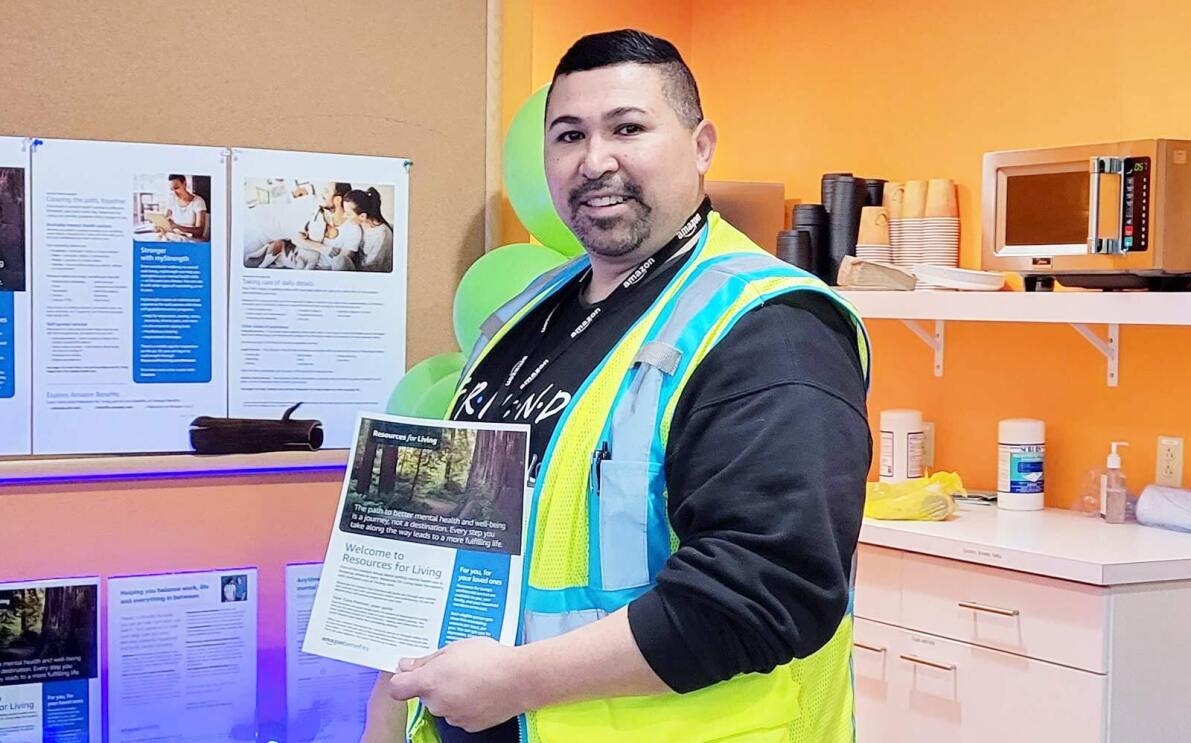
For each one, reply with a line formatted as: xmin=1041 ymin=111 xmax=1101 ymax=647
xmin=461 ymin=256 xmax=589 ymax=384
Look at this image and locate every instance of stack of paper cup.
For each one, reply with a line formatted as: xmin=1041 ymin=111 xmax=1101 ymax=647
xmin=915 ymin=179 xmax=960 ymax=290
xmin=855 ymin=206 xmax=891 ymax=263
xmin=896 ymin=180 xmax=928 ymax=269
xmin=884 ymin=181 xmax=905 ymax=263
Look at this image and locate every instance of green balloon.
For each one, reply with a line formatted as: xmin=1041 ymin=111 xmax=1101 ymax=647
xmin=386 ymin=352 xmax=466 ymax=416
xmin=503 ymin=85 xmax=585 ymax=257
xmin=453 ymin=243 xmax=567 ymax=353
xmin=412 ymin=371 xmax=463 ymax=420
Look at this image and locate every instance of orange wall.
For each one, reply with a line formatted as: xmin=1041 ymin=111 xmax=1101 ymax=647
xmin=499 ymin=0 xmax=694 ymax=246
xmin=507 ymin=0 xmax=1191 ymax=507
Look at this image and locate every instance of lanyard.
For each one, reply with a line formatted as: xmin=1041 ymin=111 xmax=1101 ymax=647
xmin=496 ymin=197 xmax=712 ymax=401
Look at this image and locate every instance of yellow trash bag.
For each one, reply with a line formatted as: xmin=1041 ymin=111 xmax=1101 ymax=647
xmin=865 ymin=471 xmax=963 ymax=521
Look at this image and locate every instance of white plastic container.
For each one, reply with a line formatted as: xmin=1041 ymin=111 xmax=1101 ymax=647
xmin=998 ymin=418 xmax=1046 ymax=510
xmin=880 ymin=409 xmax=925 ymax=483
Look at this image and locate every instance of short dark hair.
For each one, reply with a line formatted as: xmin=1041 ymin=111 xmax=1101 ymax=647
xmin=168 ymin=174 xmax=186 ymax=184
xmin=550 ymin=29 xmax=703 ymax=129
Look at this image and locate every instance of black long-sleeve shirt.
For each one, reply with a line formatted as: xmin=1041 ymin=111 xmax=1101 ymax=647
xmin=628 ymin=297 xmax=870 ymax=691
xmin=443 ymin=248 xmax=870 ymax=741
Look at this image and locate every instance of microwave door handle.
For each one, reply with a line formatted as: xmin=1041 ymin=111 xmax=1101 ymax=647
xmin=1088 ymin=157 xmax=1102 ymax=254
xmin=1088 ymin=156 xmax=1124 ymax=255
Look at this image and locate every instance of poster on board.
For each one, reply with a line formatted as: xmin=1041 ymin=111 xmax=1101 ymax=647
xmin=285 ymin=563 xmax=375 ymax=742
xmin=0 ymin=577 xmax=101 ymax=742
xmin=228 ymin=148 xmax=409 ymax=448
xmin=107 ymin=569 xmax=257 ymax=742
xmin=29 ymin=139 xmax=229 ymax=454
xmin=0 ymin=136 xmax=31 ymax=455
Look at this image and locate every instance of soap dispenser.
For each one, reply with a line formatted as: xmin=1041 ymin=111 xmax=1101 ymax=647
xmin=1100 ymin=441 xmax=1130 ymax=524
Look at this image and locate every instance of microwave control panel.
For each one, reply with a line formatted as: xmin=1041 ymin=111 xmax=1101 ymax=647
xmin=1122 ymin=156 xmax=1150 ymax=252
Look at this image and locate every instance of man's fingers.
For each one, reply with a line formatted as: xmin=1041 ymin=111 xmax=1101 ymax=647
xmin=388 ymin=668 xmax=426 ymax=701
xmin=398 ymin=649 xmax=443 ymax=673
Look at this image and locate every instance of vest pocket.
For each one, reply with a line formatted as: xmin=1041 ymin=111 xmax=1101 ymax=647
xmin=597 ymin=459 xmax=656 ymax=590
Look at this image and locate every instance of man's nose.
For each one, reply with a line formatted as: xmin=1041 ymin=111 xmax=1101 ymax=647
xmin=579 ymin=135 xmax=619 ymax=181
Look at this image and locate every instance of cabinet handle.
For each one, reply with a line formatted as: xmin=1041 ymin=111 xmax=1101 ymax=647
xmin=958 ymin=600 xmax=1020 ymax=617
xmin=899 ymin=654 xmax=956 ymax=672
xmin=854 ymin=642 xmax=886 ymax=654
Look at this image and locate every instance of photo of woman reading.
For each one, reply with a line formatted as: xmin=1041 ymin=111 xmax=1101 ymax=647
xmin=132 ymin=173 xmax=213 ymax=244
xmin=163 ymin=174 xmax=209 ymax=241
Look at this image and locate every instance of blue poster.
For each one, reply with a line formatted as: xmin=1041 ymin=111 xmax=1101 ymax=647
xmin=438 ymin=549 xmax=513 ymax=646
xmin=0 ymin=292 xmax=12 ymax=399
xmin=132 ymin=241 xmax=212 ymax=384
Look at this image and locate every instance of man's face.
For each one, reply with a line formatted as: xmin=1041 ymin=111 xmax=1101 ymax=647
xmin=545 ymin=64 xmax=708 ymax=258
xmin=223 ymin=582 xmax=236 ymax=600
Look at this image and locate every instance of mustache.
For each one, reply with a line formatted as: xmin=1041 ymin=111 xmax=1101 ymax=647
xmin=568 ymin=178 xmax=645 ymax=211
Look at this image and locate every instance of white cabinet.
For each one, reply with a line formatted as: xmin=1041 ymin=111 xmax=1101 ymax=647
xmin=854 ymin=509 xmax=1191 ymax=742
xmin=855 ymin=617 xmax=1105 ymax=743
xmin=898 ymin=552 xmax=1109 ymax=672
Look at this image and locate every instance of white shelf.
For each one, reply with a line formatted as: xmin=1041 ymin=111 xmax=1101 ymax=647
xmin=861 ymin=504 xmax=1191 ymax=586
xmin=0 ymin=449 xmax=349 ymax=485
xmin=838 ymin=289 xmax=1191 ymax=385
xmin=838 ymin=290 xmax=1191 ymax=326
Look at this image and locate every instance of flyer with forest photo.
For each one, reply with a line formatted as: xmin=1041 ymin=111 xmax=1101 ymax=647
xmin=302 ymin=413 xmax=531 ymax=671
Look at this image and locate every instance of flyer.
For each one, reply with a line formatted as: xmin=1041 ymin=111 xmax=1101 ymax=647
xmin=0 ymin=577 xmax=101 ymax=743
xmin=0 ymin=137 xmax=31 ymax=456
xmin=285 ymin=563 xmax=376 ymax=742
xmin=107 ymin=569 xmax=257 ymax=742
xmin=228 ymin=149 xmax=410 ymax=448
xmin=303 ymin=414 xmax=530 ymax=670
xmin=29 ymin=139 xmax=229 ymax=454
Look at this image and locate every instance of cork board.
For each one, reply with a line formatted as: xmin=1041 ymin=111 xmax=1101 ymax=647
xmin=0 ymin=0 xmax=489 ymax=366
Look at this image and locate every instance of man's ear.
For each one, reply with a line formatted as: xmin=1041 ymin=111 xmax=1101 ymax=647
xmin=693 ymin=119 xmax=717 ymax=177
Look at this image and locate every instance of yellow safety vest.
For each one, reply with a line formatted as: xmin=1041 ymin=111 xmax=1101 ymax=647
xmin=408 ymin=212 xmax=871 ymax=743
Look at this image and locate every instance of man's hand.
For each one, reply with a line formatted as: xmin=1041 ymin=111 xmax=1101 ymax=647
xmin=385 ymin=610 xmax=668 ymax=732
xmin=389 ymin=637 xmax=532 ymax=733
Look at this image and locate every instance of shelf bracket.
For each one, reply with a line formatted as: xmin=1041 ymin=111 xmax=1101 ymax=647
xmin=1070 ymin=323 xmax=1119 ymax=387
xmin=900 ymin=319 xmax=945 ymax=377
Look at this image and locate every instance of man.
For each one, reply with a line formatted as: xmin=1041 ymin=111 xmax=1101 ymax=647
xmin=364 ymin=29 xmax=871 ymax=743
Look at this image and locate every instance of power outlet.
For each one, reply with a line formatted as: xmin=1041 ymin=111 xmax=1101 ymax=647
xmin=1156 ymin=435 xmax=1184 ymax=488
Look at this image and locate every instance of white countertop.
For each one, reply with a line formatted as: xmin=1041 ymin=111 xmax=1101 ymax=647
xmin=860 ymin=504 xmax=1191 ymax=586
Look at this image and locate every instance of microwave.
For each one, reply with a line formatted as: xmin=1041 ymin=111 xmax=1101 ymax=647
xmin=982 ymin=139 xmax=1191 ymax=290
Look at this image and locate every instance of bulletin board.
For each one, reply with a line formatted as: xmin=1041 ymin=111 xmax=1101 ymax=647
xmin=0 ymin=0 xmax=490 ymax=370
xmin=0 ymin=6 xmax=496 ymax=737
xmin=0 ymin=0 xmax=494 ymax=472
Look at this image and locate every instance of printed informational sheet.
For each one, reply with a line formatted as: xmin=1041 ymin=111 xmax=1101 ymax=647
xmin=107 ymin=569 xmax=257 ymax=743
xmin=0 ymin=577 xmax=101 ymax=743
xmin=0 ymin=137 xmax=32 ymax=455
xmin=285 ymin=563 xmax=375 ymax=742
xmin=228 ymin=148 xmax=409 ymax=448
xmin=303 ymin=414 xmax=530 ymax=670
xmin=30 ymin=139 xmax=229 ymax=454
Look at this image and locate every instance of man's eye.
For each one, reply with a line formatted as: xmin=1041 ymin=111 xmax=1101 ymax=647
xmin=557 ymin=131 xmax=584 ymax=144
xmin=617 ymin=124 xmax=644 ymax=136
